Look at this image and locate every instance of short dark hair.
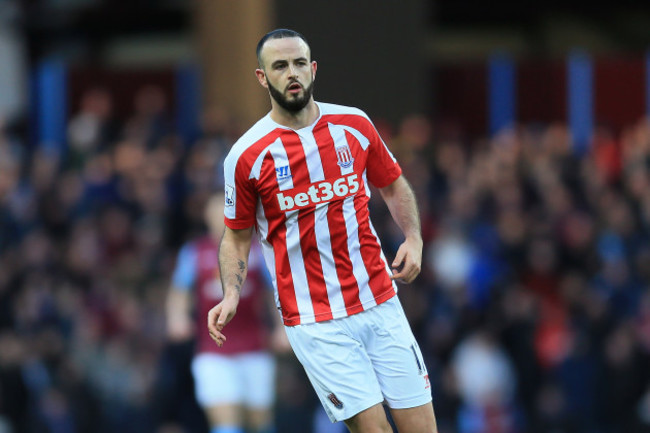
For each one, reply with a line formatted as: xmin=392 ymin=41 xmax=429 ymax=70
xmin=256 ymin=28 xmax=310 ymax=68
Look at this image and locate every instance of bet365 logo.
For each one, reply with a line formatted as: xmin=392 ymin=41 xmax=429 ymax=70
xmin=276 ymin=173 xmax=360 ymax=211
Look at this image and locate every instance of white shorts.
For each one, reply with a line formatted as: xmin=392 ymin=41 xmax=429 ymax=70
xmin=191 ymin=351 xmax=275 ymax=408
xmin=285 ymin=296 xmax=432 ymax=422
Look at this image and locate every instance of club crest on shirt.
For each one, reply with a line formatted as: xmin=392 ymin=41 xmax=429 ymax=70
xmin=275 ymin=165 xmax=292 ymax=180
xmin=328 ymin=393 xmax=344 ymax=409
xmin=336 ymin=145 xmax=354 ymax=169
xmin=225 ymin=184 xmax=235 ymax=207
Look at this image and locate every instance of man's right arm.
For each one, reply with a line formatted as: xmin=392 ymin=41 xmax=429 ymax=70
xmin=207 ymin=225 xmax=254 ymax=347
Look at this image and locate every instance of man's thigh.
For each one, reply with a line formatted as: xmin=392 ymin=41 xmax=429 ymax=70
xmin=285 ymin=298 xmax=433 ymax=423
xmin=284 ymin=320 xmax=384 ymax=423
xmin=357 ymin=297 xmax=432 ymax=410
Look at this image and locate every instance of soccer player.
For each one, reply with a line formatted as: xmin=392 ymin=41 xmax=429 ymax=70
xmin=167 ymin=193 xmax=285 ymax=433
xmin=207 ymin=29 xmax=439 ymax=433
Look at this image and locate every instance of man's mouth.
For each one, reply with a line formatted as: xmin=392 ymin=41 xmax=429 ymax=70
xmin=287 ymin=82 xmax=302 ymax=94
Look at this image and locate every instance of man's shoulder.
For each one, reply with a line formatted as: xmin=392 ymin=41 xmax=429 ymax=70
xmin=226 ymin=115 xmax=278 ymax=163
xmin=232 ymin=115 xmax=277 ymax=149
xmin=318 ymin=101 xmax=369 ymax=120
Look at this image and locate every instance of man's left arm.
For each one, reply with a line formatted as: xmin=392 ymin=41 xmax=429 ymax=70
xmin=378 ymin=175 xmax=422 ymax=283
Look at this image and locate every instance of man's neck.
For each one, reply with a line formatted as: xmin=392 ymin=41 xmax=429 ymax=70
xmin=269 ymin=99 xmax=319 ymax=130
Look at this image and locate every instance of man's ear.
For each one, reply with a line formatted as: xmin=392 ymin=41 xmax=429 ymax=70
xmin=255 ymin=69 xmax=268 ymax=88
xmin=312 ymin=61 xmax=317 ymax=80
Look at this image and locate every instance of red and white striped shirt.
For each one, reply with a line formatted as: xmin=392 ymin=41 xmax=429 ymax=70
xmin=224 ymin=102 xmax=402 ymax=326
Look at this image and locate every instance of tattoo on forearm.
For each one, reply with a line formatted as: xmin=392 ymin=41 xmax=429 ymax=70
xmin=233 ymin=261 xmax=246 ymax=294
xmin=219 ymin=246 xmax=248 ymax=296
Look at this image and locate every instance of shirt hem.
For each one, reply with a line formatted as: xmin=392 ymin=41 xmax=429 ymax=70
xmin=224 ymin=217 xmax=255 ymax=230
xmin=370 ymin=165 xmax=402 ymax=189
xmin=282 ymin=288 xmax=397 ymax=327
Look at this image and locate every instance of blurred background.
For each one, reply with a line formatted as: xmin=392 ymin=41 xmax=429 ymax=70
xmin=2 ymin=0 xmax=650 ymax=432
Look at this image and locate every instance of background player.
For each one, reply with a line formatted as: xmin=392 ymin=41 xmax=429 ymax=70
xmin=167 ymin=193 xmax=288 ymax=433
xmin=208 ymin=29 xmax=438 ymax=433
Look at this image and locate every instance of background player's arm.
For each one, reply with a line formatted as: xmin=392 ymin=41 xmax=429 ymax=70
xmin=166 ymin=288 xmax=194 ymax=341
xmin=207 ymin=225 xmax=253 ymax=347
xmin=166 ymin=244 xmax=197 ymax=342
xmin=379 ymin=174 xmax=423 ymax=283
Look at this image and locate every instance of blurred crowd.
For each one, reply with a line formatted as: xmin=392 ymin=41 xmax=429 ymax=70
xmin=1 ymin=83 xmax=650 ymax=433
xmin=382 ymin=115 xmax=650 ymax=433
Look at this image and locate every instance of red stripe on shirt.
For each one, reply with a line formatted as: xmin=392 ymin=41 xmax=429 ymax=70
xmin=283 ymin=132 xmax=333 ymax=321
xmin=313 ymin=120 xmax=363 ymax=315
xmin=340 ymin=129 xmax=396 ymax=301
xmin=353 ymin=184 xmax=395 ymax=300
xmin=258 ymin=153 xmax=302 ymax=326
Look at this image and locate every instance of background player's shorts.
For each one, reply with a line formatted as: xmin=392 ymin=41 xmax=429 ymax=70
xmin=285 ymin=296 xmax=432 ymax=423
xmin=191 ymin=351 xmax=275 ymax=408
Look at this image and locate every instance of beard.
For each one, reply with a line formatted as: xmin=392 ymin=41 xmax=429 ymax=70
xmin=267 ymin=78 xmax=314 ymax=113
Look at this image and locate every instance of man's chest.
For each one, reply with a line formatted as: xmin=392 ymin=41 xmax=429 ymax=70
xmin=255 ymin=126 xmax=370 ymax=212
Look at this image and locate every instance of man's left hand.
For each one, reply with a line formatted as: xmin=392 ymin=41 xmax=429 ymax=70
xmin=390 ymin=236 xmax=423 ymax=283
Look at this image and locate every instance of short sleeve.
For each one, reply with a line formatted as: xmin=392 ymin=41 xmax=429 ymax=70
xmin=171 ymin=243 xmax=197 ymax=291
xmin=223 ymin=149 xmax=258 ymax=229
xmin=365 ymin=124 xmax=402 ymax=188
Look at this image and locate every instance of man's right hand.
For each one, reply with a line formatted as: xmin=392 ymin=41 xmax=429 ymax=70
xmin=207 ymin=296 xmax=239 ymax=347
